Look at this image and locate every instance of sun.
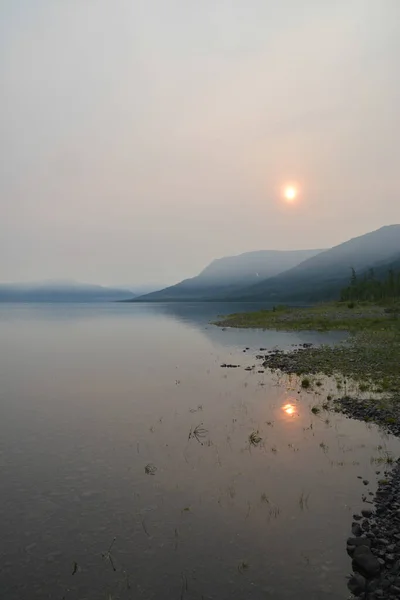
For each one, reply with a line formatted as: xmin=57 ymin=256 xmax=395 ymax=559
xmin=283 ymin=185 xmax=298 ymax=203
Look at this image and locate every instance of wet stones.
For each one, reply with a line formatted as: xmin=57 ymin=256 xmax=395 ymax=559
xmin=352 ymin=549 xmax=381 ymax=577
xmin=347 ymin=463 xmax=400 ymax=598
xmin=348 ymin=573 xmax=367 ymax=595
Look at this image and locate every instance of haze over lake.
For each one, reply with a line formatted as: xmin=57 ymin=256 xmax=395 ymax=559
xmin=1 ymin=302 xmax=398 ymax=600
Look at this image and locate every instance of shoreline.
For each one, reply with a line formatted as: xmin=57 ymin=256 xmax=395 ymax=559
xmin=215 ymin=302 xmax=400 ymax=599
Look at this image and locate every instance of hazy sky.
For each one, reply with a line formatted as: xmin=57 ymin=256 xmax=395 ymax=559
xmin=1 ymin=1 xmax=399 ymax=286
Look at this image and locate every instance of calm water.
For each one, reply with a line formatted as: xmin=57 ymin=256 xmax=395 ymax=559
xmin=0 ymin=302 xmax=398 ymax=600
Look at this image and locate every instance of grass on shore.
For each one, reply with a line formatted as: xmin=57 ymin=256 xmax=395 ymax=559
xmin=215 ymin=302 xmax=400 ymax=406
xmin=214 ymin=302 xmax=399 ymax=332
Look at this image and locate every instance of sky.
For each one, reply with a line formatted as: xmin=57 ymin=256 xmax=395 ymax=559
xmin=1 ymin=0 xmax=399 ymax=287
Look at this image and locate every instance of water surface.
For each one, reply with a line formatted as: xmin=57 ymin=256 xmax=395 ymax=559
xmin=0 ymin=302 xmax=398 ymax=599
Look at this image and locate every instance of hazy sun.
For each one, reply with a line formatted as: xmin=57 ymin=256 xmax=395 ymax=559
xmin=283 ymin=185 xmax=298 ymax=203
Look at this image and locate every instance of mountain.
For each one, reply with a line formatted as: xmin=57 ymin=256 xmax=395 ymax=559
xmin=132 ymin=249 xmax=324 ymax=302
xmin=122 ymin=284 xmax=167 ymax=296
xmin=0 ymin=281 xmax=133 ymax=302
xmin=365 ymin=252 xmax=400 ymax=279
xmin=229 ymin=225 xmax=400 ymax=302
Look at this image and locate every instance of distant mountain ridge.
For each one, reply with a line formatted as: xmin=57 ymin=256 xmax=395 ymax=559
xmin=133 ymin=249 xmax=324 ymax=302
xmin=229 ymin=225 xmax=400 ymax=302
xmin=0 ymin=281 xmax=133 ymax=302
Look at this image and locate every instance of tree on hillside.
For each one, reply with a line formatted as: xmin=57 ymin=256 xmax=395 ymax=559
xmin=341 ymin=267 xmax=400 ymax=302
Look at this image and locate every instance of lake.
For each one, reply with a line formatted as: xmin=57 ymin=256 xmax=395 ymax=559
xmin=0 ymin=302 xmax=398 ymax=600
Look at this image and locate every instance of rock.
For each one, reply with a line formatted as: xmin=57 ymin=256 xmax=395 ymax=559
xmin=363 ymin=480 xmax=370 ymax=486
xmin=362 ymin=509 xmax=373 ymax=518
xmin=347 ymin=537 xmax=371 ymax=548
xmin=362 ymin=519 xmax=370 ymax=531
xmin=391 ymin=586 xmax=400 ymax=595
xmin=353 ymin=514 xmax=362 ymax=521
xmin=353 ymin=550 xmax=381 ymax=577
xmin=386 ymin=553 xmax=396 ymax=562
xmin=354 ymin=545 xmax=372 ymax=558
xmin=347 ymin=574 xmax=366 ymax=596
xmin=352 ymin=522 xmax=363 ymax=537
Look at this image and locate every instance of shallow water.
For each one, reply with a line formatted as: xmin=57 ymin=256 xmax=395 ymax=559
xmin=0 ymin=302 xmax=398 ymax=600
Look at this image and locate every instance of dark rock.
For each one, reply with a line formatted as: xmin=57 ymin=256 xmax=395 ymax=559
xmin=354 ymin=545 xmax=373 ymax=558
xmin=391 ymin=586 xmax=400 ymax=594
xmin=347 ymin=537 xmax=371 ymax=548
xmin=352 ymin=522 xmax=363 ymax=536
xmin=362 ymin=519 xmax=370 ymax=531
xmin=363 ymin=480 xmax=370 ymax=486
xmin=347 ymin=574 xmax=366 ymax=595
xmin=353 ymin=549 xmax=381 ymax=577
xmin=386 ymin=553 xmax=396 ymax=562
xmin=362 ymin=509 xmax=373 ymax=518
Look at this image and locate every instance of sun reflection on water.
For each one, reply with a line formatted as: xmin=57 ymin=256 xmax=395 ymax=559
xmin=282 ymin=402 xmax=297 ymax=417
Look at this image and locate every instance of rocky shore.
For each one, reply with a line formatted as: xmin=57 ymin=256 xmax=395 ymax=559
xmin=216 ymin=301 xmax=400 ymax=598
xmin=254 ymin=346 xmax=400 ymax=599
xmin=346 ymin=464 xmax=400 ymax=599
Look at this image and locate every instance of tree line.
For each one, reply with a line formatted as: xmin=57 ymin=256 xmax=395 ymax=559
xmin=340 ymin=267 xmax=400 ymax=302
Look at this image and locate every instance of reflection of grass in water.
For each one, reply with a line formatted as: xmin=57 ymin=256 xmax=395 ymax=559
xmin=188 ymin=423 xmax=208 ymax=445
xmin=248 ymin=430 xmax=262 ymax=447
xmin=260 ymin=494 xmax=280 ymax=519
xmin=227 ymin=485 xmax=236 ymax=499
xmin=299 ymin=492 xmax=310 ymax=510
xmin=144 ymin=463 xmax=157 ymax=475
xmin=101 ymin=537 xmax=117 ymax=572
xmin=180 ymin=572 xmax=188 ymax=599
xmin=237 ymin=560 xmax=249 ymax=574
xmin=268 ymin=505 xmax=280 ymax=519
xmin=319 ymin=441 xmax=328 ymax=452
